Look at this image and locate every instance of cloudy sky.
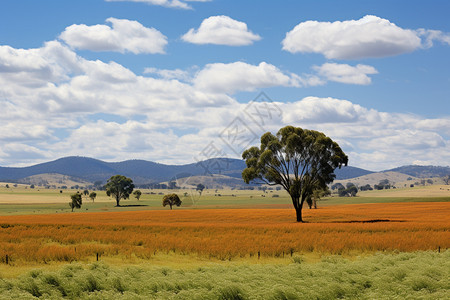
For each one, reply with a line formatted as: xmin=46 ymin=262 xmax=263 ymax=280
xmin=0 ymin=0 xmax=449 ymax=171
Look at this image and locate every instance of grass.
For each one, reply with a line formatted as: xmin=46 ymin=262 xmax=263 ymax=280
xmin=0 ymin=251 xmax=447 ymax=299
xmin=0 ymin=186 xmax=448 ymax=215
xmin=0 ymin=202 xmax=448 ymax=264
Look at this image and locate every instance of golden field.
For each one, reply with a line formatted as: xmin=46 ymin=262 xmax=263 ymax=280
xmin=0 ymin=202 xmax=448 ymax=264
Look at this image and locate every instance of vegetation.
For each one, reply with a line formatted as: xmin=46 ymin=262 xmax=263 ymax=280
xmin=242 ymin=126 xmax=348 ymax=222
xmin=0 ymin=251 xmax=448 ymax=299
xmin=162 ymin=193 xmax=182 ymax=210
xmin=0 ymin=202 xmax=447 ymax=263
xmin=196 ymin=183 xmax=205 ymax=196
xmin=69 ymin=193 xmax=82 ymax=212
xmin=105 ymin=175 xmax=134 ymax=207
xmin=89 ymin=192 xmax=97 ymax=202
xmin=133 ymin=190 xmax=142 ymax=201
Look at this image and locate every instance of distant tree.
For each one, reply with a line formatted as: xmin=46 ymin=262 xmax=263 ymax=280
xmin=69 ymin=193 xmax=82 ymax=212
xmin=105 ymin=175 xmax=135 ymax=207
xmin=83 ymin=189 xmax=89 ymax=200
xmin=30 ymin=184 xmax=35 ymax=189
xmin=346 ymin=182 xmax=355 ymax=189
xmin=379 ymin=179 xmax=390 ymax=186
xmin=443 ymin=175 xmax=450 ymax=185
xmin=60 ymin=190 xmax=63 ymax=193
xmin=162 ymin=193 xmax=182 ymax=210
xmin=306 ymin=185 xmax=330 ymax=209
xmin=133 ymin=190 xmax=142 ymax=201
xmin=168 ymin=181 xmax=178 ymax=189
xmin=93 ymin=181 xmax=103 ymax=190
xmin=5 ymin=184 xmax=9 ymax=188
xmin=196 ymin=183 xmax=205 ymax=196
xmin=242 ymin=126 xmax=348 ymax=222
xmin=89 ymin=192 xmax=97 ymax=202
xmin=360 ymin=184 xmax=373 ymax=191
xmin=331 ymin=183 xmax=345 ymax=190
xmin=426 ymin=179 xmax=433 ymax=185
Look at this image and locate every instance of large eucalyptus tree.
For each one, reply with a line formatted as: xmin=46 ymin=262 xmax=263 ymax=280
xmin=242 ymin=126 xmax=348 ymax=222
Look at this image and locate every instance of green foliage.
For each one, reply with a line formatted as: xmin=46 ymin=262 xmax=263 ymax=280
xmin=196 ymin=183 xmax=205 ymax=195
xmin=105 ymin=175 xmax=134 ymax=206
xmin=162 ymin=193 xmax=182 ymax=209
xmin=69 ymin=192 xmax=82 ymax=212
xmin=1 ymin=251 xmax=448 ymax=299
xmin=89 ymin=191 xmax=97 ymax=202
xmin=242 ymin=126 xmax=348 ymax=222
xmin=133 ymin=189 xmax=142 ymax=201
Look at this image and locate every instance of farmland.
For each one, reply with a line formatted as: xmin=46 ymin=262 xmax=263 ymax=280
xmin=0 ymin=186 xmax=448 ymax=298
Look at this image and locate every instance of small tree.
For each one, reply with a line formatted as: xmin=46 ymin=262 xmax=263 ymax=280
xmin=105 ymin=175 xmax=134 ymax=207
xmin=69 ymin=193 xmax=82 ymax=212
xmin=443 ymin=175 xmax=450 ymax=185
xmin=133 ymin=190 xmax=142 ymax=201
xmin=89 ymin=192 xmax=97 ymax=202
xmin=162 ymin=193 xmax=182 ymax=210
xmin=196 ymin=184 xmax=205 ymax=196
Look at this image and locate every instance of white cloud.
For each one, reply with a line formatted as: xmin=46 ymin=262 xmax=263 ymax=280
xmin=313 ymin=63 xmax=378 ymax=85
xmin=193 ymin=61 xmax=308 ymax=94
xmin=282 ymin=15 xmax=422 ymax=59
xmin=144 ymin=67 xmax=193 ymax=81
xmin=60 ymin=18 xmax=167 ymax=54
xmin=105 ymin=0 xmax=210 ymax=10
xmin=417 ymin=29 xmax=450 ymax=48
xmin=0 ymin=42 xmax=448 ymax=171
xmin=182 ymin=15 xmax=261 ymax=46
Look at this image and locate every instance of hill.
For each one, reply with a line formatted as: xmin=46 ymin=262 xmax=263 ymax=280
xmin=0 ymin=157 xmax=246 ymax=185
xmin=387 ymin=165 xmax=450 ymax=178
xmin=333 ymin=171 xmax=419 ymax=187
xmin=1 ymin=157 xmax=448 ymax=188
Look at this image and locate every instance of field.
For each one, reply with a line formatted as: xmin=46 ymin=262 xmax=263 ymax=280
xmin=0 ymin=185 xmax=448 ymax=298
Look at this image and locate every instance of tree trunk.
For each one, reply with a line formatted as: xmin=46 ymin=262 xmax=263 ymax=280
xmin=295 ymin=206 xmax=303 ymax=222
xmin=170 ymin=204 xmax=173 ymax=210
xmin=116 ymin=196 xmax=120 ymax=207
xmin=291 ymin=196 xmax=303 ymax=222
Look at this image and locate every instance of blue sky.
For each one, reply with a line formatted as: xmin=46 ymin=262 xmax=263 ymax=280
xmin=0 ymin=0 xmax=449 ymax=170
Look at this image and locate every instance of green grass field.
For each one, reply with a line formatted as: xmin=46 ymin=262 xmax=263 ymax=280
xmin=0 ymin=251 xmax=448 ymax=299
xmin=0 ymin=185 xmax=448 ymax=215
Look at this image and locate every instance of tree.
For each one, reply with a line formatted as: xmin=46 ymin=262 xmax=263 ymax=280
xmin=196 ymin=184 xmax=205 ymax=196
xmin=443 ymin=175 xmax=450 ymax=185
xmin=331 ymin=183 xmax=345 ymax=190
xmin=162 ymin=193 xmax=182 ymax=210
xmin=69 ymin=192 xmax=82 ymax=212
xmin=133 ymin=190 xmax=142 ymax=201
xmin=242 ymin=126 xmax=348 ymax=222
xmin=89 ymin=192 xmax=97 ymax=202
xmin=105 ymin=175 xmax=134 ymax=207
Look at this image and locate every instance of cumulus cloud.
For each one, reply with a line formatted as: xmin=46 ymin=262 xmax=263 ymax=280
xmin=193 ymin=61 xmax=313 ymax=94
xmin=60 ymin=18 xmax=167 ymax=54
xmin=313 ymin=63 xmax=378 ymax=85
xmin=105 ymin=0 xmax=210 ymax=10
xmin=0 ymin=42 xmax=448 ymax=171
xmin=282 ymin=15 xmax=422 ymax=59
xmin=182 ymin=15 xmax=261 ymax=46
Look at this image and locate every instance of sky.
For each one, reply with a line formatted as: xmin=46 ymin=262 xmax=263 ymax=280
xmin=0 ymin=0 xmax=449 ymax=171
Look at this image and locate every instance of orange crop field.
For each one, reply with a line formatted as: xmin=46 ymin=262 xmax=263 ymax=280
xmin=0 ymin=202 xmax=448 ymax=264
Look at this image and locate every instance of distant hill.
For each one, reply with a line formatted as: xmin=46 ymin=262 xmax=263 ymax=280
xmin=0 ymin=156 xmax=246 ymax=185
xmin=334 ymin=166 xmax=374 ymax=180
xmin=1 ymin=157 xmax=447 ymax=188
xmin=387 ymin=165 xmax=450 ymax=178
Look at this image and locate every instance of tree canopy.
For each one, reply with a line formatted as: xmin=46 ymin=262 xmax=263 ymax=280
xmin=105 ymin=175 xmax=134 ymax=207
xmin=196 ymin=183 xmax=205 ymax=195
xmin=162 ymin=193 xmax=182 ymax=210
xmin=69 ymin=192 xmax=82 ymax=212
xmin=133 ymin=190 xmax=142 ymax=201
xmin=242 ymin=126 xmax=348 ymax=222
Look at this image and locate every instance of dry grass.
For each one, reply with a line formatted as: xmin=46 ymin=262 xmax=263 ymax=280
xmin=0 ymin=202 xmax=448 ymax=264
